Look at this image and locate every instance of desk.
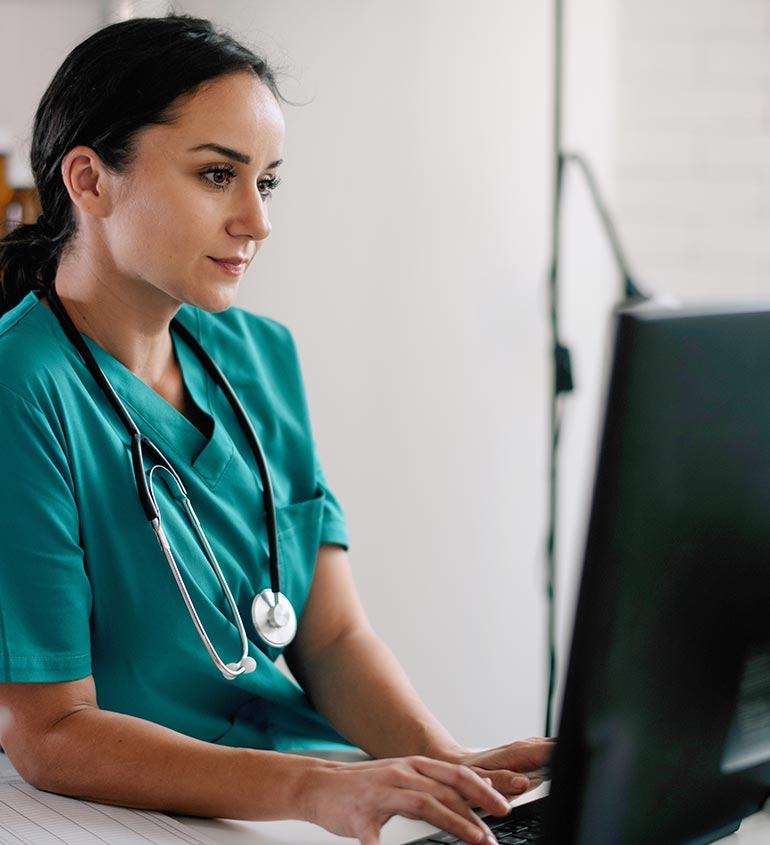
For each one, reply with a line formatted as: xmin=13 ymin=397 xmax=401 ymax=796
xmin=176 ymin=782 xmax=770 ymax=844
xmin=1 ymin=753 xmax=768 ymax=844
xmin=178 ymin=784 xmax=547 ymax=844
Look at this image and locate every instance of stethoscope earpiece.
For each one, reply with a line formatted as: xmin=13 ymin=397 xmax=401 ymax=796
xmin=224 ymin=655 xmax=258 ymax=678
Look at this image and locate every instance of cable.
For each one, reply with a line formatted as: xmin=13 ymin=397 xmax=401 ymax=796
xmin=560 ymin=152 xmax=646 ymax=301
xmin=544 ymin=0 xmax=569 ymax=741
xmin=543 ymin=0 xmax=647 ymax=738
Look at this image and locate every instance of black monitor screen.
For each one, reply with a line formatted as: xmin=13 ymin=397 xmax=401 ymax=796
xmin=547 ymin=302 xmax=770 ymax=844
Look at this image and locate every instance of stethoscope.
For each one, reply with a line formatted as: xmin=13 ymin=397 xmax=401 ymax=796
xmin=46 ymin=284 xmax=298 ymax=681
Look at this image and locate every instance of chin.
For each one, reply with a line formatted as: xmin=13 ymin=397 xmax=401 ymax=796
xmin=187 ymin=285 xmax=241 ymax=314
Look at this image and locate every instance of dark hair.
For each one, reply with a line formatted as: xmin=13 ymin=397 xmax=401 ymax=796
xmin=0 ymin=14 xmax=281 ymax=315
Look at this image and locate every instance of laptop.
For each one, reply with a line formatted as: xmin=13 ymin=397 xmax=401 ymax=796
xmin=403 ymin=300 xmax=770 ymax=844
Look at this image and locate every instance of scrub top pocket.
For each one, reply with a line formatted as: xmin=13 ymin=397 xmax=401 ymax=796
xmin=264 ymin=491 xmax=327 ymax=659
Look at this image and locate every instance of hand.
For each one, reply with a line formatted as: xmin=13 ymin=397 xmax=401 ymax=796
xmin=457 ymin=737 xmax=556 ymax=798
xmin=301 ymin=755 xmax=511 ymax=845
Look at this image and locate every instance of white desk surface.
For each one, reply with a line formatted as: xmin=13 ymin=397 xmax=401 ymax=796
xmin=177 ymin=781 xmax=770 ymax=845
xmin=1 ymin=752 xmax=768 ymax=844
xmin=178 ymin=782 xmax=546 ymax=844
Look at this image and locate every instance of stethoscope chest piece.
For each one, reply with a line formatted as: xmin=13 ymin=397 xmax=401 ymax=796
xmin=252 ymin=588 xmax=297 ymax=648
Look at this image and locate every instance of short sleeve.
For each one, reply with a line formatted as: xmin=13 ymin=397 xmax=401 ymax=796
xmin=252 ymin=314 xmax=350 ymax=551
xmin=314 ymin=449 xmax=349 ymax=549
xmin=0 ymin=385 xmax=92 ymax=682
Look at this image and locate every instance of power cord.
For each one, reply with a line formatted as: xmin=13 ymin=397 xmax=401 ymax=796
xmin=544 ymin=0 xmax=647 ymax=737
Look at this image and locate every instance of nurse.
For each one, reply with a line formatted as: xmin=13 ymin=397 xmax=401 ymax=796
xmin=0 ymin=14 xmax=551 ymax=845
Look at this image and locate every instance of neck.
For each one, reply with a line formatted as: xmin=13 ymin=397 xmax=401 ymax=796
xmin=53 ymin=253 xmax=184 ymax=407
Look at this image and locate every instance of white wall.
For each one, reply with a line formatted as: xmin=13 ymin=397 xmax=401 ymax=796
xmin=0 ymin=1 xmax=105 ymax=182
xmin=1 ymin=0 xmax=620 ymax=748
xmin=168 ymin=0 xmax=619 ymax=745
xmin=552 ymin=0 xmax=623 ymax=723
xmin=615 ymin=0 xmax=770 ymax=301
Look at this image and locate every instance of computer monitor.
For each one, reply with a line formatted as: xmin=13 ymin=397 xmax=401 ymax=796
xmin=546 ymin=300 xmax=770 ymax=844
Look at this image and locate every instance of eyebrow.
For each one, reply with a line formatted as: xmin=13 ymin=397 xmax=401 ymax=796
xmin=188 ymin=143 xmax=283 ymax=169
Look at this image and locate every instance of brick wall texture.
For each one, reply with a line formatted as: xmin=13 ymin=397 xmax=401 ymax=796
xmin=615 ymin=0 xmax=770 ymax=300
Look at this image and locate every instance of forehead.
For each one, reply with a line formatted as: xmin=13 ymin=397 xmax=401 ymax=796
xmin=139 ymin=72 xmax=285 ymax=158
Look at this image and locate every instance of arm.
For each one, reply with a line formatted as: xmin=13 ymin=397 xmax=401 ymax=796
xmin=0 ymin=677 xmax=509 ymax=845
xmin=286 ymin=545 xmax=553 ymax=794
xmin=0 ymin=676 xmax=317 ymax=820
xmin=286 ymin=544 xmax=465 ymax=762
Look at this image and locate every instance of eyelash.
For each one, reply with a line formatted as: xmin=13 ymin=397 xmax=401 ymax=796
xmin=201 ymin=164 xmax=236 ymax=190
xmin=200 ymin=165 xmax=281 ymax=198
xmin=259 ymin=175 xmax=281 ymax=198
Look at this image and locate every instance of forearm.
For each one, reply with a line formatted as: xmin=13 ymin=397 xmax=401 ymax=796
xmin=10 ymin=705 xmax=330 ymax=821
xmin=294 ymin=625 xmax=466 ymax=762
xmin=5 ymin=691 xmax=522 ymax=844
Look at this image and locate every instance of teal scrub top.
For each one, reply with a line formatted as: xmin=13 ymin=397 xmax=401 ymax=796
xmin=0 ymin=292 xmax=353 ymax=752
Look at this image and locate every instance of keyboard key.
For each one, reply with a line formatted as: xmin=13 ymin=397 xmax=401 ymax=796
xmin=405 ymin=796 xmax=548 ymax=845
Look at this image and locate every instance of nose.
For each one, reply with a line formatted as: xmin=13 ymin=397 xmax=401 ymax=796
xmin=228 ymin=186 xmax=272 ymax=242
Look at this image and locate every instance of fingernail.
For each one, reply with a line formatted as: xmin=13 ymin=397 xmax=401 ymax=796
xmin=513 ymin=775 xmax=530 ymax=790
xmin=477 ymin=822 xmax=495 ymax=843
xmin=475 ymin=828 xmax=495 ymax=845
xmin=496 ymin=792 xmax=510 ymax=809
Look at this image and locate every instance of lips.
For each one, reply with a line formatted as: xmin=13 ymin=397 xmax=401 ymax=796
xmin=210 ymin=256 xmax=249 ymax=275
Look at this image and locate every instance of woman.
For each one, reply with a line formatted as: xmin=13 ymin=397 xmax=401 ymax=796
xmin=0 ymin=15 xmax=551 ymax=845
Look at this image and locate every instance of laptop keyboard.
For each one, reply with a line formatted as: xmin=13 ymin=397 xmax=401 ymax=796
xmin=403 ymin=796 xmax=547 ymax=844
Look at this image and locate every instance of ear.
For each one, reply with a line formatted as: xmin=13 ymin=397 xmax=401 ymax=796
xmin=60 ymin=146 xmax=115 ymax=219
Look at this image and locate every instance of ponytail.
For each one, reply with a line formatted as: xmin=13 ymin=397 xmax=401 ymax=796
xmin=0 ymin=216 xmax=70 ymax=315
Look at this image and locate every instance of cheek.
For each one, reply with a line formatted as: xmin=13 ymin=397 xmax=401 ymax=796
xmin=153 ymin=191 xmax=218 ymax=245
xmin=126 ymin=193 xmax=212 ymax=260
xmin=107 ymin=172 xmax=225 ymax=271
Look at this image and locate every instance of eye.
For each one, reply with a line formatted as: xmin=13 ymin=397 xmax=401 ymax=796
xmin=258 ymin=175 xmax=282 ymax=199
xmin=200 ymin=164 xmax=236 ymax=190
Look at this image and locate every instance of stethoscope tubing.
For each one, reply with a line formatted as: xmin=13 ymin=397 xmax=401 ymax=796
xmin=170 ymin=319 xmax=281 ymax=596
xmin=45 ymin=284 xmax=288 ymax=677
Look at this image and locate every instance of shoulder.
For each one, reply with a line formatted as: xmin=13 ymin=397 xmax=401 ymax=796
xmin=0 ymin=293 xmax=73 ymax=406
xmin=0 ymin=296 xmax=79 ymax=465
xmin=0 ymin=292 xmax=53 ymax=358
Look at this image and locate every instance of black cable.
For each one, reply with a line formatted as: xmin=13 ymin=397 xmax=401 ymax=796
xmin=544 ymin=0 xmax=569 ymax=741
xmin=561 ymin=152 xmax=646 ymax=301
xmin=172 ymin=319 xmax=282 ymax=598
xmin=543 ymin=0 xmax=648 ymax=739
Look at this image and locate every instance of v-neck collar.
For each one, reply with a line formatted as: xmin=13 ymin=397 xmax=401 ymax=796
xmin=37 ymin=296 xmax=235 ymax=489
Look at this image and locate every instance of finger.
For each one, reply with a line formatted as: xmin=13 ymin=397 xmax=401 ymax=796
xmin=409 ymin=757 xmax=510 ymax=817
xmin=386 ymin=764 xmax=500 ymax=827
xmin=472 ymin=767 xmax=530 ymax=798
xmin=395 ymin=790 xmax=496 ymax=845
xmin=463 ymin=739 xmax=554 ymax=775
xmin=525 ymin=766 xmax=551 ymax=784
xmin=493 ymin=738 xmax=555 ymax=771
xmin=357 ymin=824 xmax=381 ymax=845
xmin=502 ymin=740 xmax=554 ymax=770
xmin=527 ymin=739 xmax=556 ymax=767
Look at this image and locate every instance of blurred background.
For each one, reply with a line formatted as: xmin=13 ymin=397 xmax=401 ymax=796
xmin=2 ymin=0 xmax=769 ymax=747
